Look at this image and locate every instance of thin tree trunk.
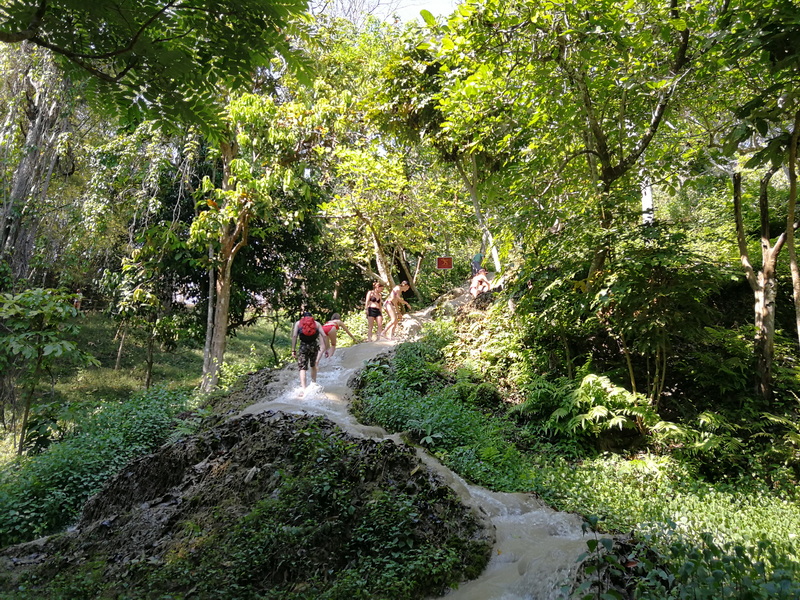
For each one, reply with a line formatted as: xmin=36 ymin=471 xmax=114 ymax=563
xmin=786 ymin=110 xmax=800 ymax=350
xmin=398 ymin=246 xmax=421 ymax=299
xmin=413 ymin=252 xmax=425 ymax=284
xmin=359 ymin=211 xmax=393 ymax=286
xmin=455 ymin=154 xmax=502 ymax=273
xmin=17 ymin=353 xmax=42 ymax=455
xmin=269 ymin=313 xmax=279 ymax=365
xmin=733 ymin=170 xmax=784 ymax=402
xmin=115 ymin=328 xmax=126 ymax=370
xmin=201 ymin=244 xmax=215 ymax=388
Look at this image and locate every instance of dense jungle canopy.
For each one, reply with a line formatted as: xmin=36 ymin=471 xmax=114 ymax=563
xmin=2 ymin=0 xmax=800 ymax=597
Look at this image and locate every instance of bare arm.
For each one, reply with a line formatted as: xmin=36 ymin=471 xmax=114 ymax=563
xmin=339 ymin=320 xmax=358 ymax=341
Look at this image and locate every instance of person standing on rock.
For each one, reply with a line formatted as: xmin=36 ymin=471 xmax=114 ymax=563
xmin=364 ymin=282 xmax=385 ymax=342
xmin=291 ymin=311 xmax=330 ymax=391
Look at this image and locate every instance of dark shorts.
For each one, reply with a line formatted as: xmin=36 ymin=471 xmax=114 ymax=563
xmin=367 ymin=307 xmax=381 ymax=318
xmin=296 ymin=340 xmax=318 ymax=370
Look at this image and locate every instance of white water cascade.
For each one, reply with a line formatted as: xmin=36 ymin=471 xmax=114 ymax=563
xmin=240 ymin=299 xmax=588 ymax=599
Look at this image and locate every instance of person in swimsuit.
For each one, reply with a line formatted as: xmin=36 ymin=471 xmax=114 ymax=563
xmin=469 ymin=268 xmax=491 ymax=298
xmin=317 ymin=312 xmax=358 ymax=363
xmin=364 ymin=282 xmax=385 ymax=342
xmin=381 ymin=280 xmax=411 ymax=340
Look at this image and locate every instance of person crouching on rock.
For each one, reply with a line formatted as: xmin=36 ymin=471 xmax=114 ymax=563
xmin=291 ymin=311 xmax=330 ymax=390
xmin=469 ymin=268 xmax=491 ymax=298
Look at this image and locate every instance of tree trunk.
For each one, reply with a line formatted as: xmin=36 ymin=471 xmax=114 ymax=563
xmin=17 ymin=352 xmax=42 ymax=455
xmin=733 ymin=170 xmax=784 ymax=402
xmin=786 ymin=110 xmax=800 ymax=350
xmin=455 ymin=154 xmax=502 ymax=273
xmin=754 ymin=268 xmax=777 ymax=401
xmin=200 ymin=137 xmax=250 ymax=392
xmin=115 ymin=328 xmax=126 ymax=370
xmin=359 ymin=211 xmax=393 ymax=286
xmin=204 ymin=258 xmax=234 ymax=390
xmin=201 ymin=245 xmax=216 ymax=386
xmin=1 ymin=72 xmax=63 ymax=281
xmin=398 ymin=246 xmax=421 ymax=299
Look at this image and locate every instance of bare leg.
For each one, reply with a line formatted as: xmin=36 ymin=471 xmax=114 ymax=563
xmin=299 ymin=369 xmax=307 ymax=389
xmin=376 ymin=316 xmax=384 ymax=338
xmin=310 ymin=365 xmax=318 ymax=383
xmin=327 ymin=331 xmax=338 ymax=357
xmin=382 ymin=305 xmax=397 ymax=339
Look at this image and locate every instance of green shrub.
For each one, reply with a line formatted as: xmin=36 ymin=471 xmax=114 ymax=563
xmin=0 ymin=387 xmax=188 ymax=547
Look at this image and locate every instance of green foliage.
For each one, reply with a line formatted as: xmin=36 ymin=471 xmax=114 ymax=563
xmin=130 ymin=422 xmax=486 ymax=600
xmin=0 ymin=387 xmax=188 ymax=546
xmin=354 ymin=332 xmax=533 ymax=492
xmin=545 ymin=374 xmax=659 ymax=441
xmin=0 ymin=288 xmax=98 ymax=453
xmin=0 ymin=0 xmax=311 ymax=131
xmin=571 ymin=521 xmax=800 ymax=600
xmin=358 ymin=320 xmax=800 ymax=595
xmin=0 ymin=288 xmax=88 ymax=371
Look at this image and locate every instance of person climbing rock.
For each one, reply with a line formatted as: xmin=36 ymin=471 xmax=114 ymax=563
xmin=317 ymin=312 xmax=359 ymax=363
xmin=381 ymin=281 xmax=411 ymax=340
xmin=290 ymin=311 xmax=330 ymax=391
xmin=469 ymin=268 xmax=491 ymax=298
xmin=471 ymin=251 xmax=484 ymax=276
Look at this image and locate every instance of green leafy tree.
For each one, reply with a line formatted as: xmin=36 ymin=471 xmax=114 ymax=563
xmin=0 ymin=0 xmax=310 ymax=128
xmin=713 ymin=0 xmax=800 ymax=400
xmin=0 ymin=288 xmax=96 ymax=454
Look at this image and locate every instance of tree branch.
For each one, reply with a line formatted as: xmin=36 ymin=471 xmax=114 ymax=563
xmin=0 ymin=0 xmax=47 ymax=43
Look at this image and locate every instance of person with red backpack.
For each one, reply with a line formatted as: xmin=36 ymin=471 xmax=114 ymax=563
xmin=290 ymin=311 xmax=330 ymax=391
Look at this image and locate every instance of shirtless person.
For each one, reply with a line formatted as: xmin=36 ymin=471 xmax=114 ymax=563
xmin=317 ymin=313 xmax=358 ymax=363
xmin=469 ymin=268 xmax=491 ymax=298
xmin=381 ymin=281 xmax=411 ymax=340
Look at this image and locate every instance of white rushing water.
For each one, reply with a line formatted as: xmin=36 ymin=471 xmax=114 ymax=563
xmin=239 ymin=302 xmax=588 ymax=599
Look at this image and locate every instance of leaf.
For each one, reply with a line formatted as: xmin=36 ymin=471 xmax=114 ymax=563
xmin=420 ymin=9 xmax=437 ymax=27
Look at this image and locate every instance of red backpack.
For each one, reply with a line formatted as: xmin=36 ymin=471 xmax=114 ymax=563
xmin=298 ymin=316 xmax=317 ymax=342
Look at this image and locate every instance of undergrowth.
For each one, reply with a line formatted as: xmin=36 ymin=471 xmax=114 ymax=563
xmin=0 ymin=387 xmax=188 ymax=547
xmin=353 ymin=319 xmax=800 ymax=598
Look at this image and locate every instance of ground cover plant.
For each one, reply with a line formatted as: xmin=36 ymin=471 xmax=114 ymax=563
xmin=0 ymin=309 xmax=298 ymax=549
xmin=0 ymin=386 xmax=189 ymax=547
xmin=0 ymin=412 xmax=490 ymax=600
xmin=352 ymin=315 xmax=800 ymax=598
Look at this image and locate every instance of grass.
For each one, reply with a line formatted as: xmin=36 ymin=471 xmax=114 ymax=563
xmin=0 ymin=311 xmax=296 ymax=465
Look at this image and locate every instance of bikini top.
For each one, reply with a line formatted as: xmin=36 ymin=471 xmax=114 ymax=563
xmin=369 ymin=294 xmax=380 ymax=303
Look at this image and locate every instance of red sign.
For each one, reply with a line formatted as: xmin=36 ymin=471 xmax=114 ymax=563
xmin=436 ymin=257 xmax=453 ymax=269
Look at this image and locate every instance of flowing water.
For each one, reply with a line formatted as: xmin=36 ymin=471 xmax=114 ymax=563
xmin=240 ymin=302 xmax=588 ymax=599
